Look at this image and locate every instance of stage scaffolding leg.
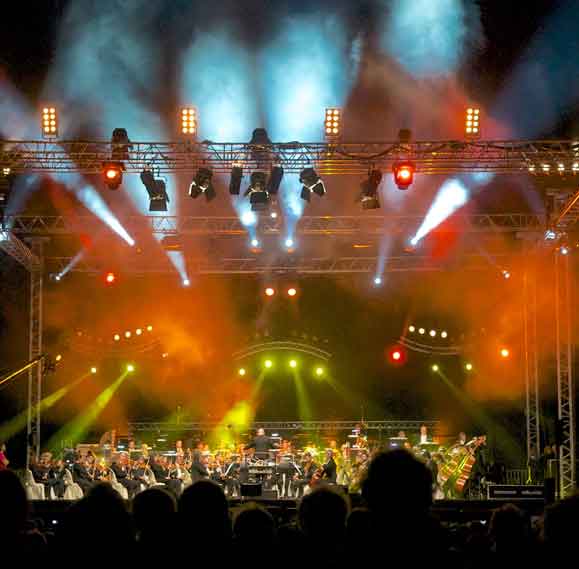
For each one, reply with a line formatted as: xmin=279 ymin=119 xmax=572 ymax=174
xmin=523 ymin=266 xmax=541 ymax=469
xmin=555 ymin=252 xmax=576 ymax=498
xmin=26 ymin=239 xmax=44 ymax=469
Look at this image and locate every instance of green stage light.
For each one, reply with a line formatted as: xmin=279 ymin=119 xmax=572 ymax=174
xmin=127 ymin=363 xmax=135 ymax=373
xmin=289 ymin=359 xmax=297 ymax=369
xmin=315 ymin=367 xmax=324 ymax=377
xmin=264 ymin=359 xmax=273 ymax=369
xmin=431 ymin=364 xmax=439 ymax=372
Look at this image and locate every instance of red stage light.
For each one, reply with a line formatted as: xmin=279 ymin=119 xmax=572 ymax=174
xmin=105 ymin=272 xmax=116 ymax=284
xmin=102 ymin=162 xmax=123 ymax=190
xmin=392 ymin=350 xmax=402 ymax=361
xmin=393 ymin=162 xmax=415 ymax=190
xmin=388 ymin=346 xmax=406 ymax=365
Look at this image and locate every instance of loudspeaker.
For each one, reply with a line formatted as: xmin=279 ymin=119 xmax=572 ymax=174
xmin=240 ymin=483 xmax=262 ymax=497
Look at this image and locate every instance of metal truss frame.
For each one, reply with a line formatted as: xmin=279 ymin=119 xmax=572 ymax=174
xmin=555 ymin=252 xmax=576 ymax=498
xmin=1 ymin=138 xmax=579 ymax=174
xmin=44 ymin=253 xmax=516 ymax=276
xmin=128 ymin=419 xmax=440 ymax=434
xmin=0 ymin=232 xmax=41 ymax=270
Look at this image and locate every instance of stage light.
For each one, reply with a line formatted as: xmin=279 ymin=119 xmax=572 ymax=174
xmin=429 ymin=330 xmax=437 ymax=337
xmin=392 ymin=350 xmax=402 ymax=361
xmin=465 ymin=107 xmax=480 ymax=138
xmin=189 ymin=168 xmax=215 ymax=201
xmin=136 ymin=328 xmax=142 ymax=335
xmin=126 ymin=364 xmax=135 ymax=373
xmin=270 ymin=211 xmax=278 ymax=219
xmin=229 ymin=165 xmax=243 ymax=195
xmin=441 ymin=331 xmax=448 ymax=338
xmin=102 ymin=162 xmax=123 ymax=190
xmin=289 ymin=359 xmax=297 ymax=369
xmin=238 ymin=368 xmax=246 ymax=377
xmin=264 ymin=359 xmax=273 ymax=369
xmin=502 ymin=269 xmax=511 ymax=279
xmin=500 ymin=348 xmax=510 ymax=358
xmin=183 ymin=278 xmax=191 ymax=287
xmin=315 ymin=366 xmax=324 ymax=377
xmin=431 ymin=364 xmax=439 ymax=372
xmin=374 ymin=276 xmax=382 ymax=286
xmin=267 ymin=165 xmax=284 ymax=195
xmin=114 ymin=334 xmax=120 ymax=341
xmin=54 ymin=274 xmax=62 ymax=282
xmin=162 ymin=353 xmax=169 ymax=359
xmin=105 ymin=272 xmax=116 ymax=284
xmin=125 ymin=331 xmax=131 ymax=339
xmin=180 ymin=107 xmax=197 ymax=135
xmin=55 ymin=354 xmax=63 ymax=362
xmin=324 ymin=107 xmax=342 ymax=140
xmin=91 ymin=367 xmax=97 ymax=374
xmin=393 ymin=162 xmax=415 ymax=190
xmin=418 ymin=328 xmax=425 ymax=335
xmin=241 ymin=211 xmax=257 ymax=226
xmin=360 ymin=170 xmax=383 ymax=209
xmin=140 ymin=170 xmax=170 ymax=212
xmin=41 ymin=106 xmax=58 ymax=137
xmin=300 ymin=168 xmax=326 ymax=202
xmin=408 ymin=325 xmax=416 ymax=333
xmin=285 ymin=238 xmax=294 ymax=249
xmin=560 ymin=245 xmax=569 ymax=255
xmin=245 ymin=172 xmax=270 ymax=211
xmin=465 ymin=363 xmax=473 ymax=371
xmin=111 ymin=128 xmax=131 ymax=161
xmin=146 ymin=325 xmax=153 ymax=332
xmin=265 ymin=287 xmax=275 ymax=297
xmin=287 ymin=287 xmax=297 ymax=297
xmin=251 ymin=238 xmax=260 ymax=248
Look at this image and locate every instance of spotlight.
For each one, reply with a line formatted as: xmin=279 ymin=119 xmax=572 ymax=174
xmin=140 ymin=170 xmax=170 ymax=212
xmin=393 ymin=162 xmax=415 ymax=190
xmin=91 ymin=367 xmax=98 ymax=374
xmin=41 ymin=106 xmax=58 ymax=138
xmin=55 ymin=354 xmax=63 ymax=362
xmin=429 ymin=330 xmax=437 ymax=337
xmin=180 ymin=107 xmax=197 ymax=135
xmin=238 ymin=368 xmax=246 ymax=376
xmin=408 ymin=325 xmax=415 ymax=333
xmin=315 ymin=366 xmax=324 ymax=377
xmin=431 ymin=364 xmax=439 ymax=372
xmin=270 ymin=211 xmax=278 ymax=219
xmin=248 ymin=128 xmax=273 ymax=165
xmin=162 ymin=353 xmax=169 ymax=359
xmin=300 ymin=168 xmax=326 ymax=202
xmin=500 ymin=348 xmax=510 ymax=358
xmin=265 ymin=287 xmax=275 ymax=297
xmin=251 ymin=238 xmax=260 ymax=248
xmin=125 ymin=331 xmax=132 ymax=339
xmin=289 ymin=359 xmax=297 ymax=369
xmin=392 ymin=350 xmax=401 ymax=361
xmin=229 ymin=165 xmax=243 ymax=195
xmin=189 ymin=168 xmax=215 ymax=201
xmin=114 ymin=334 xmax=120 ymax=341
xmin=502 ymin=269 xmax=511 ymax=279
xmin=560 ymin=245 xmax=570 ymax=256
xmin=287 ymin=287 xmax=297 ymax=297
xmin=245 ymin=172 xmax=269 ymax=211
xmin=388 ymin=346 xmax=405 ymax=365
xmin=136 ymin=328 xmax=142 ymax=335
xmin=418 ymin=328 xmax=425 ymax=335
xmin=360 ymin=170 xmax=383 ymax=209
xmin=105 ymin=272 xmax=116 ymax=284
xmin=266 ymin=165 xmax=284 ymax=195
xmin=183 ymin=278 xmax=191 ymax=287
xmin=264 ymin=359 xmax=273 ymax=369
xmin=324 ymin=107 xmax=342 ymax=140
xmin=374 ymin=276 xmax=382 ymax=286
xmin=465 ymin=363 xmax=473 ymax=371
xmin=285 ymin=238 xmax=294 ymax=249
xmin=111 ymin=128 xmax=131 ymax=161
xmin=147 ymin=325 xmax=153 ymax=332
xmin=241 ymin=211 xmax=257 ymax=226
xmin=441 ymin=331 xmax=448 ymax=338
xmin=465 ymin=107 xmax=480 ymax=138
xmin=54 ymin=274 xmax=62 ymax=282
xmin=102 ymin=162 xmax=123 ymax=190
xmin=126 ymin=364 xmax=135 ymax=373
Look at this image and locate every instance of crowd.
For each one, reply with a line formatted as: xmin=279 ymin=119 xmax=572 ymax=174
xmin=0 ymin=448 xmax=576 ymax=567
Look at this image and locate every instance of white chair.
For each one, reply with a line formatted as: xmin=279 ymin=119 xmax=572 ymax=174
xmin=108 ymin=468 xmax=129 ymax=500
xmin=145 ymin=468 xmax=165 ymax=488
xmin=24 ymin=469 xmax=45 ymax=500
xmin=63 ymin=468 xmax=83 ymax=500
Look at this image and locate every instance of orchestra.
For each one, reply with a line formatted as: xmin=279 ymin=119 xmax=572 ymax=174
xmin=27 ymin=426 xmax=487 ymax=501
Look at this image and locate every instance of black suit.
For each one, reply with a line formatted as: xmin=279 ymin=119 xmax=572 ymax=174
xmin=246 ymin=435 xmax=271 ymax=459
xmin=111 ymin=462 xmax=139 ymax=498
xmin=151 ymin=462 xmax=182 ymax=496
xmin=322 ymin=457 xmax=337 ymax=484
xmin=72 ymin=462 xmax=94 ymax=494
xmin=292 ymin=462 xmax=318 ymax=498
xmin=190 ymin=461 xmax=209 ymax=483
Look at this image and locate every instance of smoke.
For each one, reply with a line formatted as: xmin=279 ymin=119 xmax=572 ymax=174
xmin=379 ymin=0 xmax=483 ymax=78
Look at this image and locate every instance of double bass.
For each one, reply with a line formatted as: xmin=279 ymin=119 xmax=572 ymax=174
xmin=438 ymin=438 xmax=482 ymax=499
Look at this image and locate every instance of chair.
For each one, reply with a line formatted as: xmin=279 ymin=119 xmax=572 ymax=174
xmin=24 ymin=469 xmax=45 ymax=500
xmin=63 ymin=468 xmax=83 ymax=500
xmin=145 ymin=468 xmax=166 ymax=488
xmin=108 ymin=468 xmax=129 ymax=500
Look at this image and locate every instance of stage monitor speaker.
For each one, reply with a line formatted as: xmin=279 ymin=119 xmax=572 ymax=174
xmin=241 ymin=483 xmax=262 ymax=497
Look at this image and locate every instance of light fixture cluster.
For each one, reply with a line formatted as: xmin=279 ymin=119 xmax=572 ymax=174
xmin=408 ymin=325 xmax=448 ymax=339
xmin=465 ymin=107 xmax=480 ymax=138
xmin=238 ymin=359 xmax=326 ymax=377
xmin=324 ymin=107 xmax=341 ymax=139
xmin=180 ymin=107 xmax=197 ymax=135
xmin=42 ymin=106 xmax=58 ymax=137
xmin=264 ymin=285 xmax=298 ymax=298
xmin=113 ymin=325 xmax=153 ymax=342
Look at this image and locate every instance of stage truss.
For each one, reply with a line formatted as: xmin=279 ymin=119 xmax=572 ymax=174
xmin=1 ymin=136 xmax=576 ymax=494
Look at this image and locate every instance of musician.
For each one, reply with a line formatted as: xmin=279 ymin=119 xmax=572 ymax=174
xmin=320 ymin=449 xmax=337 ymax=484
xmin=131 ymin=456 xmax=150 ymax=489
xmin=111 ymin=453 xmax=140 ymax=498
xmin=0 ymin=442 xmax=9 ymax=470
xmin=291 ymin=452 xmax=318 ymax=498
xmin=151 ymin=455 xmax=182 ymax=496
xmin=349 ymin=450 xmax=369 ymax=493
xmin=245 ymin=427 xmax=271 ymax=460
xmin=175 ymin=439 xmax=185 ymax=460
xmin=72 ymin=453 xmax=94 ymax=494
xmin=49 ymin=458 xmax=67 ymax=499
xmin=222 ymin=455 xmax=241 ymax=497
xmin=417 ymin=424 xmax=430 ymax=445
xmin=457 ymin=432 xmax=467 ymax=446
xmin=275 ymin=453 xmax=297 ymax=498
xmin=190 ymin=450 xmax=209 ymax=482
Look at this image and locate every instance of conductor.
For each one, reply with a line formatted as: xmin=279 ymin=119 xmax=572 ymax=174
xmin=245 ymin=428 xmax=271 ymax=460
